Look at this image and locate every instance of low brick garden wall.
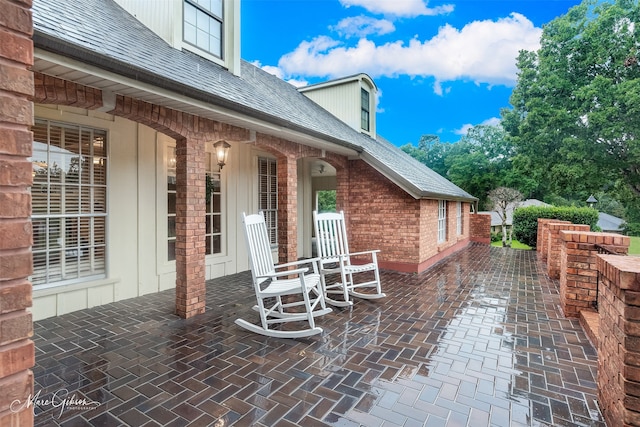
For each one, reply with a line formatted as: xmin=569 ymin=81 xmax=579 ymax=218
xmin=536 ymin=219 xmax=640 ymax=426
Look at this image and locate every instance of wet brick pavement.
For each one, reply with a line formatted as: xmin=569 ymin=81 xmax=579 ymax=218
xmin=31 ymin=244 xmax=605 ymax=426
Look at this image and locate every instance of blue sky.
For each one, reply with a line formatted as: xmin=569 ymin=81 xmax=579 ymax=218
xmin=241 ymin=0 xmax=583 ymax=146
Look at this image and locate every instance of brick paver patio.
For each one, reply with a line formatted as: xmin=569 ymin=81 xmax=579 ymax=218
xmin=30 ymin=244 xmax=605 ymax=426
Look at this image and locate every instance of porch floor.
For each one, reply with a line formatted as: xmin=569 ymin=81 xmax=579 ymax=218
xmin=32 ymin=244 xmax=604 ymax=426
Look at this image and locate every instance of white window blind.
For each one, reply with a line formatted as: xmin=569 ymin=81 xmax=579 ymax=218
xmin=31 ymin=119 xmax=107 ymax=287
xmin=258 ymin=158 xmax=277 ymax=245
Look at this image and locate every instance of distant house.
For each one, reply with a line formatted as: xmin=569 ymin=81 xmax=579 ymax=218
xmin=598 ymin=212 xmax=625 ymax=233
xmin=6 ymin=0 xmax=485 ymax=321
xmin=481 ymin=199 xmax=550 ymax=233
xmin=481 ymin=199 xmax=625 ymax=235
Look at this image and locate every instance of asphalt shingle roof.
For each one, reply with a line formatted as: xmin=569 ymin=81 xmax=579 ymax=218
xmin=33 ymin=0 xmax=476 ymax=201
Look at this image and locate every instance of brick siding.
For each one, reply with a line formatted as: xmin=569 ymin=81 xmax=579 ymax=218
xmin=470 ymin=213 xmax=491 ymax=244
xmin=537 ymin=218 xmax=570 ymax=259
xmin=547 ymin=223 xmax=590 ymax=279
xmin=0 ymin=0 xmax=35 ymax=425
xmin=345 ymin=160 xmax=471 ymax=273
xmin=597 ymin=255 xmax=640 ymax=427
xmin=559 ymin=231 xmax=630 ymax=317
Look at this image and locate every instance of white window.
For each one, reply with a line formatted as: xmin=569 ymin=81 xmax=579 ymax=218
xmin=184 ymin=0 xmax=223 ymax=58
xmin=457 ymin=202 xmax=463 ymax=235
xmin=31 ymin=119 xmax=107 ymax=288
xmin=258 ymin=157 xmax=277 ymax=245
xmin=205 ymin=152 xmax=222 ymax=255
xmin=438 ymin=200 xmax=447 ymax=243
xmin=167 ymin=146 xmax=176 ymax=261
xmin=361 ymin=88 xmax=370 ymax=132
xmin=167 ymin=147 xmax=223 ymax=261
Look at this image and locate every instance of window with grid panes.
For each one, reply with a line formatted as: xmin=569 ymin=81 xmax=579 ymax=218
xmin=205 ymin=152 xmax=222 ymax=255
xmin=361 ymin=88 xmax=370 ymax=131
xmin=438 ymin=200 xmax=447 ymax=243
xmin=167 ymin=146 xmax=177 ymax=261
xmin=31 ymin=119 xmax=107 ymax=288
xmin=183 ymin=0 xmax=223 ymax=58
xmin=258 ymin=157 xmax=277 ymax=245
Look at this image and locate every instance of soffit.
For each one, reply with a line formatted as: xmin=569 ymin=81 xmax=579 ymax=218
xmin=33 ymin=52 xmax=360 ymax=157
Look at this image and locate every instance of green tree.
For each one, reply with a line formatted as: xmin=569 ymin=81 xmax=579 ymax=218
xmin=502 ymin=0 xmax=640 ymax=211
xmin=317 ymin=190 xmax=336 ymax=213
xmin=401 ymin=134 xmax=449 ymax=177
xmin=404 ymin=124 xmax=534 ymax=209
xmin=488 ymin=187 xmax=524 ymax=247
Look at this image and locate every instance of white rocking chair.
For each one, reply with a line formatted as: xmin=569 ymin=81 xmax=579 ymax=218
xmin=236 ymin=212 xmax=331 ymax=338
xmin=313 ymin=210 xmax=385 ymax=307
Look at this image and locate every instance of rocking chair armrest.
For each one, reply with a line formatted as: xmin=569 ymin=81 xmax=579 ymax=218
xmin=276 ymin=257 xmax=321 ymax=269
xmin=257 ymin=267 xmax=309 ymax=279
xmin=342 ymin=249 xmax=380 ymax=258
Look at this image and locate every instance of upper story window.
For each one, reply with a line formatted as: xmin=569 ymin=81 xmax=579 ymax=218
xmin=184 ymin=0 xmax=223 ymax=58
xmin=361 ymin=88 xmax=370 ymax=132
xmin=456 ymin=202 xmax=463 ymax=235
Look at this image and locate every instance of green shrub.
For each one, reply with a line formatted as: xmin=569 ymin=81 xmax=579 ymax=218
xmin=512 ymin=206 xmax=599 ymax=248
xmin=490 ymin=231 xmax=502 ymax=242
xmin=624 ymin=222 xmax=640 ymax=237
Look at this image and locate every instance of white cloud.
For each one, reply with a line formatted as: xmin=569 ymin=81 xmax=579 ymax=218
xmin=331 ymin=16 xmax=395 ymax=38
xmin=251 ymin=61 xmax=309 ymax=87
xmin=454 ymin=117 xmax=502 ymax=135
xmin=339 ymin=0 xmax=454 ymax=17
xmin=278 ymin=13 xmax=541 ymax=90
xmin=375 ymin=87 xmax=384 ymax=113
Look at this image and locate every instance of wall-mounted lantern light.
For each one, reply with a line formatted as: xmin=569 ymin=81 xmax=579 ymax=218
xmin=213 ymin=140 xmax=231 ymax=170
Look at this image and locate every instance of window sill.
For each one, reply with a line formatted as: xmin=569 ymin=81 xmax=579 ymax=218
xmin=33 ymin=277 xmax=119 ymax=298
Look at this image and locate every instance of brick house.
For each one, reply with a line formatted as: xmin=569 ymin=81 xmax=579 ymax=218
xmin=1 ymin=0 xmax=484 ymax=421
xmin=10 ymin=0 xmax=480 ymax=323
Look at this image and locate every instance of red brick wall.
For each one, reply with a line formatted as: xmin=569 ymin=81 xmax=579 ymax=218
xmin=559 ymin=231 xmax=630 ymax=317
xmin=346 ymin=160 xmax=470 ymax=273
xmin=597 ymin=255 xmax=640 ymax=427
xmin=347 ymin=160 xmax=421 ymax=270
xmin=537 ymin=218 xmax=570 ymax=259
xmin=0 ymin=0 xmax=35 ymax=425
xmin=547 ymin=223 xmax=590 ymax=279
xmin=470 ymin=213 xmax=491 ymax=244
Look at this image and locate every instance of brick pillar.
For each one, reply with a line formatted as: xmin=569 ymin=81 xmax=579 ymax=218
xmin=547 ymin=223 xmax=590 ymax=279
xmin=537 ymin=218 xmax=570 ymax=260
xmin=0 ymin=0 xmax=35 ymax=425
xmin=335 ymin=166 xmax=349 ymax=215
xmin=469 ymin=213 xmax=491 ymax=244
xmin=597 ymin=255 xmax=640 ymax=427
xmin=559 ymin=231 xmax=630 ymax=317
xmin=174 ymin=136 xmax=206 ymax=318
xmin=277 ymin=155 xmax=297 ymax=264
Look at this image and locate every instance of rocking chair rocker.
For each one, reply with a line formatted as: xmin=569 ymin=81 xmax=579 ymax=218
xmin=313 ymin=210 xmax=385 ymax=307
xmin=235 ymin=212 xmax=331 ymax=338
